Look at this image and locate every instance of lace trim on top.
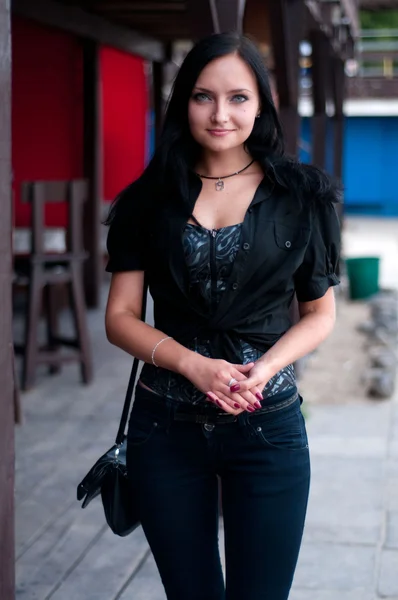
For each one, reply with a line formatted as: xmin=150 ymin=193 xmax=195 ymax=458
xmin=140 ymin=222 xmax=296 ymax=404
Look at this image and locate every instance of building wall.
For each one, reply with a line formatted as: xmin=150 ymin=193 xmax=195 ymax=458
xmin=11 ymin=17 xmax=148 ymax=228
xmin=12 ymin=17 xmax=84 ymax=227
xmin=301 ymin=116 xmax=398 ymax=216
xmin=343 ymin=117 xmax=398 ymax=216
xmin=101 ymin=46 xmax=148 ymax=203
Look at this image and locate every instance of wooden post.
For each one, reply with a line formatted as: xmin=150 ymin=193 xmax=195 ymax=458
xmin=332 ymin=56 xmax=346 ymax=225
xmin=153 ymin=60 xmax=165 ymax=146
xmin=186 ymin=0 xmax=219 ymax=37
xmin=310 ymin=30 xmax=330 ymax=169
xmin=217 ymin=0 xmax=247 ymax=33
xmin=332 ymin=56 xmax=345 ymax=180
xmin=0 ymin=1 xmax=15 ymax=598
xmin=268 ymin=0 xmax=305 ymax=157
xmin=83 ymin=39 xmax=103 ymax=308
xmin=153 ymin=44 xmax=172 ymax=146
xmin=266 ymin=0 xmax=304 ymax=360
xmin=187 ymin=0 xmax=246 ymax=37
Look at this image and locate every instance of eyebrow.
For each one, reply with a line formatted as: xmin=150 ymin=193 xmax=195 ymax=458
xmin=194 ymin=87 xmax=252 ymax=94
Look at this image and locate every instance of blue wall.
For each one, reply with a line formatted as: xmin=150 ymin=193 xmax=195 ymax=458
xmin=301 ymin=116 xmax=398 ymax=216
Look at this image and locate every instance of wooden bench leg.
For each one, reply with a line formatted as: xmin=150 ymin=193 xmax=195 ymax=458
xmin=22 ymin=267 xmax=43 ymax=391
xmin=69 ymin=263 xmax=93 ymax=384
xmin=45 ymin=284 xmax=61 ymax=375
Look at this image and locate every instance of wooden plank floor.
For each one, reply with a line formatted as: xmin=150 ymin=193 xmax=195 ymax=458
xmin=14 ymin=283 xmax=176 ymax=600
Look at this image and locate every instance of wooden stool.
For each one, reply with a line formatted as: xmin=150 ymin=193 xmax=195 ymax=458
xmin=14 ymin=180 xmax=93 ymax=390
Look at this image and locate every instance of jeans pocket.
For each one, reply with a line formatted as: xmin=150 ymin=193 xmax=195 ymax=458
xmin=127 ymin=410 xmax=159 ymax=447
xmin=249 ymin=410 xmax=309 ymax=452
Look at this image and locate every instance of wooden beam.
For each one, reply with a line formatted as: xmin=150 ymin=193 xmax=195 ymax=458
xmin=126 ymin=26 xmax=190 ymax=41
xmin=186 ymin=0 xmax=219 ymax=38
xmin=340 ymin=0 xmax=360 ymax=39
xmin=306 ymin=0 xmax=358 ymax=43
xmin=360 ymin=0 xmax=397 ymax=7
xmin=118 ymin=12 xmax=187 ymax=29
xmin=0 ymin=0 xmax=15 ymax=598
xmin=153 ymin=60 xmax=165 ymax=145
xmin=310 ymin=30 xmax=329 ymax=169
xmin=268 ymin=0 xmax=305 ymax=156
xmin=83 ymin=40 xmax=103 ymax=309
xmin=305 ymin=0 xmax=325 ymax=30
xmin=332 ymin=57 xmax=345 ymax=120
xmin=331 ymin=56 xmax=345 ymax=225
xmin=12 ymin=0 xmax=165 ymax=62
xmin=306 ymin=0 xmax=353 ymax=61
xmin=331 ymin=56 xmax=346 ymax=179
xmin=153 ymin=42 xmax=172 ymax=143
xmin=93 ymin=2 xmax=185 ymax=11
xmin=217 ymin=0 xmax=247 ymax=33
xmin=244 ymin=0 xmax=272 ymax=45
xmin=187 ymin=0 xmax=247 ymax=37
xmin=360 ymin=50 xmax=398 ymax=60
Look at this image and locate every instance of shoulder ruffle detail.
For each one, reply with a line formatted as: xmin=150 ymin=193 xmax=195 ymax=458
xmin=265 ymin=156 xmax=343 ymax=207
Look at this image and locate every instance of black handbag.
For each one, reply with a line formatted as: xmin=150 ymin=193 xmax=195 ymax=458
xmin=76 ymin=280 xmax=148 ymax=537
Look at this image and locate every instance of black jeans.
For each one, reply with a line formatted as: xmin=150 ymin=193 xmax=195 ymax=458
xmin=126 ymin=385 xmax=311 ymax=600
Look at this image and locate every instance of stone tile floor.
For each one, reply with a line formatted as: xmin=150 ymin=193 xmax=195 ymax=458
xmin=14 ymin=216 xmax=398 ymax=599
xmin=14 ymin=284 xmax=398 ymax=600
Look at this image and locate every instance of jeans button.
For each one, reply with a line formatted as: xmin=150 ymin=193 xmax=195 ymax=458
xmin=204 ymin=423 xmax=215 ymax=432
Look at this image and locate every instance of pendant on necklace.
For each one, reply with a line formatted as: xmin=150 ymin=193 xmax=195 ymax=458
xmin=215 ymin=179 xmax=224 ymax=191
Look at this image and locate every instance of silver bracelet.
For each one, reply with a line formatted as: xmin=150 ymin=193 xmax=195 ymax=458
xmin=151 ymin=336 xmax=173 ymax=367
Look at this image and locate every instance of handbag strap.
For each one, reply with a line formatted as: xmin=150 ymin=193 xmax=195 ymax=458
xmin=115 ymin=275 xmax=149 ymax=445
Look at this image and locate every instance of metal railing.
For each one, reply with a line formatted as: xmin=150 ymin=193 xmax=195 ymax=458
xmin=357 ymin=28 xmax=398 ymax=78
xmin=299 ymin=28 xmax=398 ymax=99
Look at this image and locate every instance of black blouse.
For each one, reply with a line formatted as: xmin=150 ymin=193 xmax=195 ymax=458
xmin=139 ymin=222 xmax=296 ymax=404
xmin=106 ymin=171 xmax=341 ymax=366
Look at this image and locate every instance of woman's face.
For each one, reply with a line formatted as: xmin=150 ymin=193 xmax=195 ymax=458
xmin=188 ymin=53 xmax=261 ymax=154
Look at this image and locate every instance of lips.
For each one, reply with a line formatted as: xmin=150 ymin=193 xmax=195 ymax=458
xmin=207 ymin=129 xmax=234 ymax=136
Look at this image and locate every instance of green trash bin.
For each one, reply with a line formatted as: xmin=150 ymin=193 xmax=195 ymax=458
xmin=345 ymin=257 xmax=380 ymax=300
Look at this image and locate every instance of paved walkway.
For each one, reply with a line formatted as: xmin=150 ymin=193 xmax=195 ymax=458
xmin=290 ymin=393 xmax=398 ymax=600
xmin=14 ymin=216 xmax=398 ymax=599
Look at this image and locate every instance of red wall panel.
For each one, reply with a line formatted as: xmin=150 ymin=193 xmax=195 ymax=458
xmin=12 ymin=17 xmax=84 ymax=227
xmin=101 ymin=47 xmax=148 ymax=203
xmin=12 ymin=19 xmax=148 ymax=227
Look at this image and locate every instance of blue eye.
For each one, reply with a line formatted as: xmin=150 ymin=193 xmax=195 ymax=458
xmin=231 ymin=94 xmax=248 ymax=103
xmin=192 ymin=93 xmax=211 ymax=102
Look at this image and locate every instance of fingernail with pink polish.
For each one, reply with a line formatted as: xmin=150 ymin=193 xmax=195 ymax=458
xmin=234 ymin=403 xmax=241 ymax=409
xmin=230 ymin=384 xmax=240 ymax=392
xmin=246 ymin=405 xmax=255 ymax=413
xmin=253 ymin=401 xmax=262 ymax=409
xmin=256 ymin=392 xmax=263 ymax=401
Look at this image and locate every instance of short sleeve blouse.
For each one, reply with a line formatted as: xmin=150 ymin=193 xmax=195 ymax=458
xmin=103 ymin=171 xmax=341 ymax=364
xmin=294 ymin=201 xmax=341 ymax=302
xmin=105 ymin=192 xmax=146 ymax=272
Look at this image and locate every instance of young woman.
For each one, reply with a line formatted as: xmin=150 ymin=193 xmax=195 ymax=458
xmin=105 ymin=33 xmax=341 ymax=600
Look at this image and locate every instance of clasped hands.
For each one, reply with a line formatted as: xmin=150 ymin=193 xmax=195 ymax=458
xmin=182 ymin=355 xmax=272 ymax=415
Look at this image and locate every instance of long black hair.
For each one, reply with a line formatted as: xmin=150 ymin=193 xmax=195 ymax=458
xmin=105 ymin=33 xmax=341 ymax=225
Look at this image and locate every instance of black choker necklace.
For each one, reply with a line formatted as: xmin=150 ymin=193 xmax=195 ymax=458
xmin=196 ymin=159 xmax=254 ymax=191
